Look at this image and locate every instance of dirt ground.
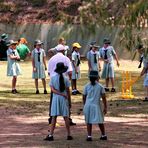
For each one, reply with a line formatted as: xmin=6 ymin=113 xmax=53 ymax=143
xmin=0 ymin=101 xmax=148 ymax=148
xmin=0 ymin=60 xmax=148 ymax=148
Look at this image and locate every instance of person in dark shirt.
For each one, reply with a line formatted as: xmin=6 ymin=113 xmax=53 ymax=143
xmin=0 ymin=33 xmax=9 ymax=60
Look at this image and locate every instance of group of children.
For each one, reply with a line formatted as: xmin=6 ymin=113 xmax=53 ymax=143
xmin=6 ymin=39 xmax=47 ymax=94
xmin=44 ymin=65 xmax=107 ymax=141
xmin=5 ymin=36 xmax=148 ymax=142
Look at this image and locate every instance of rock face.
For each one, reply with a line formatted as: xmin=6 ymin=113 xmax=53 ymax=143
xmin=0 ymin=22 xmax=133 ymax=59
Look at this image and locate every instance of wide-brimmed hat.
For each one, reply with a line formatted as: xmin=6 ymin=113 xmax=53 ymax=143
xmin=1 ymin=33 xmax=8 ymax=40
xmin=72 ymin=42 xmax=81 ymax=48
xmin=89 ymin=70 xmax=99 ymax=78
xmin=55 ymin=44 xmax=66 ymax=51
xmin=34 ymin=39 xmax=43 ymax=45
xmin=89 ymin=41 xmax=100 ymax=48
xmin=103 ymin=38 xmax=111 ymax=44
xmin=55 ymin=62 xmax=68 ymax=73
xmin=7 ymin=40 xmax=18 ymax=46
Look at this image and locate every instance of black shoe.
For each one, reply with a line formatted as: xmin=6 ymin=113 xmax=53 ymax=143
xmin=12 ymin=89 xmax=16 ymax=94
xmin=36 ymin=90 xmax=39 ymax=94
xmin=143 ymin=97 xmax=148 ymax=102
xmin=48 ymin=117 xmax=52 ymax=124
xmin=67 ymin=136 xmax=73 ymax=140
xmin=44 ymin=90 xmax=47 ymax=94
xmin=111 ymin=88 xmax=116 ymax=92
xmin=14 ymin=89 xmax=18 ymax=93
xmin=70 ymin=121 xmax=76 ymax=126
xmin=105 ymin=88 xmax=109 ymax=92
xmin=69 ymin=118 xmax=76 ymax=126
xmin=76 ymin=90 xmax=81 ymax=94
xmin=86 ymin=137 xmax=92 ymax=141
xmin=44 ymin=135 xmax=54 ymax=141
xmin=72 ymin=91 xmax=77 ymax=95
xmin=100 ymin=135 xmax=107 ymax=140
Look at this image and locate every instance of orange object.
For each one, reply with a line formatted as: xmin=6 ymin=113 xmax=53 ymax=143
xmin=20 ymin=38 xmax=28 ymax=44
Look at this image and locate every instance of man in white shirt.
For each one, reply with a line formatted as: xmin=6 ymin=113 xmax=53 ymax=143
xmin=48 ymin=44 xmax=72 ymax=78
xmin=48 ymin=44 xmax=76 ymax=125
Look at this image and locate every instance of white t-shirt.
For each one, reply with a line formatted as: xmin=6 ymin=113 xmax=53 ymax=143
xmin=48 ymin=52 xmax=72 ymax=77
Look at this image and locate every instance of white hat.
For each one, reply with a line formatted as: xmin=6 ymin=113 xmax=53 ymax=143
xmin=55 ymin=44 xmax=66 ymax=51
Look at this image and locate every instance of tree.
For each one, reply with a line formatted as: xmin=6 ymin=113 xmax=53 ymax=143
xmin=60 ymin=0 xmax=148 ymax=51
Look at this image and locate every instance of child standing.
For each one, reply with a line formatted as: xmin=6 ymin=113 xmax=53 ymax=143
xmin=99 ymin=38 xmax=120 ymax=92
xmin=17 ymin=38 xmax=31 ymax=61
xmin=71 ymin=42 xmax=81 ymax=95
xmin=83 ymin=70 xmax=107 ymax=141
xmin=87 ymin=41 xmax=101 ymax=74
xmin=44 ymin=62 xmax=73 ymax=141
xmin=7 ymin=40 xmax=21 ymax=94
xmin=136 ymin=44 xmax=148 ymax=102
xmin=32 ymin=40 xmax=47 ymax=94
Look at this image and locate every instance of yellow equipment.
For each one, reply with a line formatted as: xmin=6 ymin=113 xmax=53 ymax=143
xmin=121 ymin=71 xmax=140 ymax=99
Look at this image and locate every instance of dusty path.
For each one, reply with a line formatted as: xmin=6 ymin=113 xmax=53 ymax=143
xmin=0 ymin=114 xmax=147 ymax=148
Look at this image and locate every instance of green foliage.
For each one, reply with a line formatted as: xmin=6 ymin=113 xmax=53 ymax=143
xmin=0 ymin=2 xmax=12 ymax=12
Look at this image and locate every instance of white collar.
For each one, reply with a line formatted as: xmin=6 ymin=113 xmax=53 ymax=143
xmin=8 ymin=48 xmax=16 ymax=52
xmin=35 ymin=48 xmax=42 ymax=53
xmin=90 ymin=50 xmax=97 ymax=54
xmin=73 ymin=50 xmax=79 ymax=55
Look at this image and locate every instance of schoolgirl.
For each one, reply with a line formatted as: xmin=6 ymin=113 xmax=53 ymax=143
xmin=32 ymin=40 xmax=47 ymax=94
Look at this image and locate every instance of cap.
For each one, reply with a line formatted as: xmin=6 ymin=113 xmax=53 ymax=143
xmin=72 ymin=42 xmax=81 ymax=48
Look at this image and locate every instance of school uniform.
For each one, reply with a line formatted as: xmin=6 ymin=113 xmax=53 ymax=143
xmin=87 ymin=50 xmax=100 ymax=72
xmin=143 ymin=55 xmax=148 ymax=86
xmin=83 ymin=82 xmax=105 ymax=124
xmin=7 ymin=48 xmax=21 ymax=76
xmin=50 ymin=74 xmax=70 ymax=116
xmin=32 ymin=48 xmax=46 ymax=79
xmin=99 ymin=46 xmax=116 ymax=79
xmin=71 ymin=51 xmax=81 ymax=80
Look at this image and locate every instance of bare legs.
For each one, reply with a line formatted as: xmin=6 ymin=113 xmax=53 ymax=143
xmin=86 ymin=123 xmax=106 ymax=140
xmin=87 ymin=124 xmax=92 ymax=136
xmin=71 ymin=79 xmax=77 ymax=90
xmin=105 ymin=78 xmax=109 ymax=88
xmin=35 ymin=79 xmax=38 ymax=91
xmin=98 ymin=123 xmax=106 ymax=135
xmin=49 ymin=116 xmax=71 ymax=137
xmin=34 ymin=78 xmax=47 ymax=93
xmin=86 ymin=123 xmax=105 ymax=136
xmin=42 ymin=78 xmax=46 ymax=90
xmin=12 ymin=76 xmax=17 ymax=90
xmin=105 ymin=77 xmax=114 ymax=88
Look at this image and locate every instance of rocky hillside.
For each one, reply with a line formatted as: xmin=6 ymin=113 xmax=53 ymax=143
xmin=0 ymin=0 xmax=81 ymax=23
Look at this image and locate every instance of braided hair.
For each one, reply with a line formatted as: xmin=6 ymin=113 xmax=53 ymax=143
xmin=59 ymin=73 xmax=65 ymax=92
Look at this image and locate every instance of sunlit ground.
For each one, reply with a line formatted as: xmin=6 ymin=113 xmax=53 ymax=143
xmin=0 ymin=60 xmax=147 ymax=148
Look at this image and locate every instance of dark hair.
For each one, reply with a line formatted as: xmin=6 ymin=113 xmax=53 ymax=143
xmin=89 ymin=76 xmax=98 ymax=85
xmin=72 ymin=47 xmax=77 ymax=53
xmin=89 ymin=47 xmax=92 ymax=51
xmin=59 ymin=73 xmax=65 ymax=92
xmin=18 ymin=39 xmax=21 ymax=43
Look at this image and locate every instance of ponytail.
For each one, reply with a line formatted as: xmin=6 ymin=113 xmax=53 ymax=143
xmin=89 ymin=77 xmax=97 ymax=86
xmin=59 ymin=73 xmax=65 ymax=92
